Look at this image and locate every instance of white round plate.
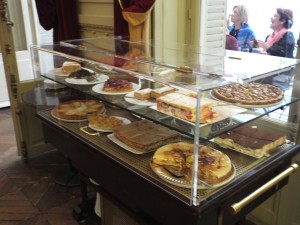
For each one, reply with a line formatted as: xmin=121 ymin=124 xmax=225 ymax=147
xmin=92 ymin=82 xmax=141 ymax=95
xmin=48 ymin=68 xmax=68 ymax=77
xmin=150 ymin=105 xmax=246 ymax=127
xmin=65 ymin=74 xmax=109 ymax=85
xmin=94 ymin=65 xmax=118 ymax=74
xmin=43 ymin=79 xmax=66 ymax=90
xmin=88 ymin=116 xmax=131 ymax=132
xmin=150 ymin=161 xmax=236 ymax=189
xmin=48 ymin=67 xmax=97 ymax=77
xmin=124 ymin=92 xmax=156 ymax=106
xmin=50 ymin=109 xmax=88 ymax=122
xmin=107 ymin=133 xmax=153 ymax=154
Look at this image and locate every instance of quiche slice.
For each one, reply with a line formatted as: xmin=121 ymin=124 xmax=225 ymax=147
xmin=152 ymin=142 xmax=234 ymax=185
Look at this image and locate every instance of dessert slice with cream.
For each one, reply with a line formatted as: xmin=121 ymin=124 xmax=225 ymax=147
xmin=214 ymin=125 xmax=287 ymax=158
xmin=134 ymin=88 xmax=152 ymax=100
xmin=150 ymin=86 xmax=176 ymax=99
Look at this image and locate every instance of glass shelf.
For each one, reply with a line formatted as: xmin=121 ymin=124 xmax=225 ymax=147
xmin=31 ymin=36 xmax=300 ymax=206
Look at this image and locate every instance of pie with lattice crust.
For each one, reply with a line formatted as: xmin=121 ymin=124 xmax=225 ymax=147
xmin=211 ymin=82 xmax=284 ymax=105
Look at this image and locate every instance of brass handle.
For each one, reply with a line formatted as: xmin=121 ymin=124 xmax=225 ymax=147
xmin=80 ymin=126 xmax=100 ymax=136
xmin=229 ymin=163 xmax=299 ymax=215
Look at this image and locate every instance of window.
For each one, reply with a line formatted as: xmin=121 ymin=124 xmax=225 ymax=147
xmin=227 ymin=0 xmax=300 ymax=42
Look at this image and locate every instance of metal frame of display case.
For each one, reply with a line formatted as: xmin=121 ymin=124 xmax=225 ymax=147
xmin=31 ymin=37 xmax=300 ymax=224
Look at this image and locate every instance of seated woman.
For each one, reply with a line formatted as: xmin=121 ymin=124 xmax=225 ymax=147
xmin=228 ymin=5 xmax=256 ymax=50
xmin=257 ymin=8 xmax=295 ymax=58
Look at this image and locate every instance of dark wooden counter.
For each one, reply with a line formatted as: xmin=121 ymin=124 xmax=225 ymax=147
xmin=36 ymin=108 xmax=300 ymax=225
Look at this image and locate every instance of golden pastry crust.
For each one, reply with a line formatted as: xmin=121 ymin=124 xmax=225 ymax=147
xmin=88 ymin=114 xmax=124 ymax=130
xmin=51 ymin=100 xmax=105 ymax=121
xmin=152 ymin=142 xmax=233 ymax=185
xmin=61 ymin=61 xmax=81 ymax=74
xmin=212 ymin=82 xmax=284 ymax=105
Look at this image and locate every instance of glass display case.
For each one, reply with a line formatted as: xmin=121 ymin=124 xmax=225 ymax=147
xmin=30 ymin=36 xmax=300 ymax=222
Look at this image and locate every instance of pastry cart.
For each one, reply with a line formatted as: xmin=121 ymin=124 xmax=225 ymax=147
xmin=31 ymin=37 xmax=300 ymax=225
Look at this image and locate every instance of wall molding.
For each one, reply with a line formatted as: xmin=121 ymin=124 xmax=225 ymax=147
xmin=80 ymin=23 xmax=113 ymax=33
xmin=79 ymin=0 xmax=112 ymax=3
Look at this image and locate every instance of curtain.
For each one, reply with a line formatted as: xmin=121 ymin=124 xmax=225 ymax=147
xmin=35 ymin=0 xmax=80 ymax=42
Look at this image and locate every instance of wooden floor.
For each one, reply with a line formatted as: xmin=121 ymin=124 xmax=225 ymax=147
xmin=0 ymin=107 xmax=260 ymax=225
xmin=0 ymin=107 xmax=97 ymax=225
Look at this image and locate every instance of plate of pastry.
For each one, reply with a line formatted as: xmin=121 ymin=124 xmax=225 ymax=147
xmin=92 ymin=78 xmax=141 ymax=95
xmin=213 ymin=124 xmax=287 ymax=158
xmin=150 ymin=142 xmax=236 ymax=189
xmin=108 ymin=120 xmax=181 ymax=154
xmin=88 ymin=114 xmax=131 ymax=132
xmin=150 ymin=92 xmax=247 ymax=125
xmin=124 ymin=91 xmax=156 ymax=106
xmin=107 ymin=133 xmax=146 ymax=154
xmin=48 ymin=61 xmax=83 ymax=77
xmin=50 ymin=100 xmax=106 ymax=122
xmin=65 ymin=74 xmax=109 ymax=85
xmin=210 ymin=82 xmax=284 ymax=108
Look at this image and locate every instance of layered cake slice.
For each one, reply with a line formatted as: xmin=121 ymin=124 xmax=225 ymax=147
xmin=150 ymin=86 xmax=176 ymax=99
xmin=113 ymin=120 xmax=181 ymax=153
xmin=156 ymin=92 xmax=217 ymax=123
xmin=214 ymin=125 xmax=287 ymax=158
xmin=134 ymin=88 xmax=152 ymax=100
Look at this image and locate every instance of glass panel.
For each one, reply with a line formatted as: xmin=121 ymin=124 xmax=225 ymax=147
xmin=31 ymin=36 xmax=300 ymax=206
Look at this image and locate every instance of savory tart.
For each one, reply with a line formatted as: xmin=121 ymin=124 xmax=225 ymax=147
xmin=214 ymin=125 xmax=287 ymax=158
xmin=51 ymin=100 xmax=105 ymax=121
xmin=102 ymin=78 xmax=133 ymax=92
xmin=152 ymin=142 xmax=234 ymax=185
xmin=211 ymin=82 xmax=284 ymax=105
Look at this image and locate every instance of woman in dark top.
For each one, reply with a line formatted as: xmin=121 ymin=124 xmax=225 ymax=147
xmin=226 ymin=34 xmax=239 ymax=51
xmin=257 ymin=8 xmax=295 ymax=58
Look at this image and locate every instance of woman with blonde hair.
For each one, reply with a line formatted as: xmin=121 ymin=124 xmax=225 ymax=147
xmin=228 ymin=5 xmax=256 ymax=50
